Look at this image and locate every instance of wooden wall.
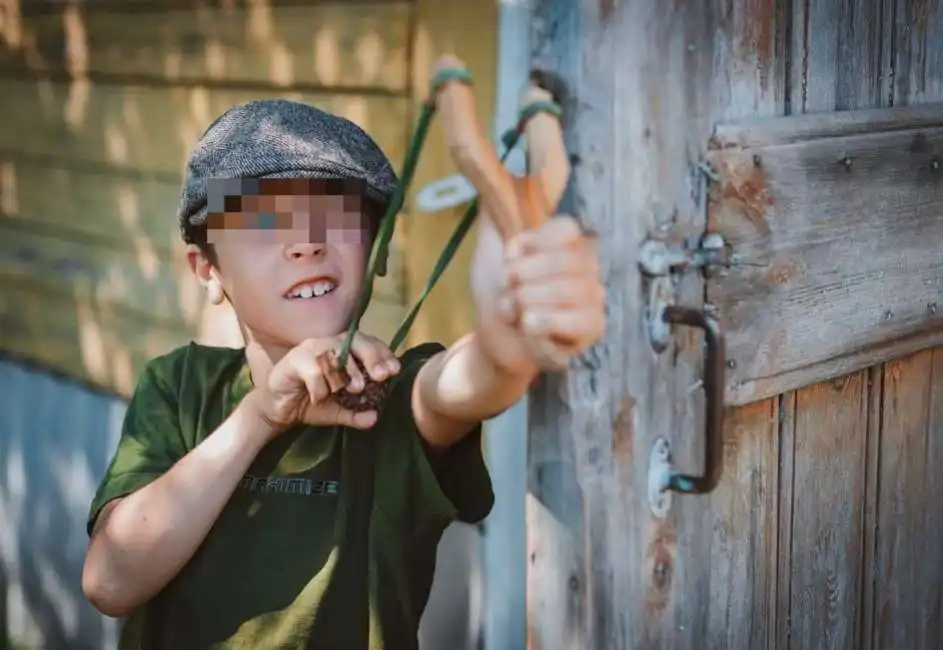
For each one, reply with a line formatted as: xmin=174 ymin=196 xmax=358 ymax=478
xmin=703 ymin=5 xmax=943 ymax=647
xmin=0 ymin=0 xmax=495 ymax=398
xmin=526 ymin=0 xmax=943 ymax=648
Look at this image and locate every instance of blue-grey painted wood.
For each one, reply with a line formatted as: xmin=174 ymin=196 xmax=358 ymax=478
xmin=478 ymin=1 xmax=532 ymax=649
xmin=482 ymin=401 xmax=527 ymax=650
xmin=0 ymin=357 xmax=124 ymax=650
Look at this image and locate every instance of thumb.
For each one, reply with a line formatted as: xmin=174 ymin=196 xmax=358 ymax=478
xmin=348 ymin=410 xmax=379 ymax=430
xmin=305 ymin=402 xmax=378 ymax=430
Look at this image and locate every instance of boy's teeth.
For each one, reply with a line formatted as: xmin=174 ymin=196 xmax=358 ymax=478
xmin=290 ymin=280 xmax=335 ymax=298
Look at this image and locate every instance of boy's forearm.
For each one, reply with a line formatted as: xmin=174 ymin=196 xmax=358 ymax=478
xmin=83 ymin=392 xmax=275 ymax=617
xmin=414 ymin=318 xmax=537 ymax=448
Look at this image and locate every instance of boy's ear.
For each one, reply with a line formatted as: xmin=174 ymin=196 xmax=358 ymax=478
xmin=186 ymin=244 xmax=225 ymax=305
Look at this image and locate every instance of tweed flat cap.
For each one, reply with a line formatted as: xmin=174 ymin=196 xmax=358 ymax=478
xmin=177 ymin=99 xmax=399 ymax=229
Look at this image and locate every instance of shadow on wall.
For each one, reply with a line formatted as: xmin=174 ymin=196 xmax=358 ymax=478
xmin=0 ymin=357 xmax=125 ymax=650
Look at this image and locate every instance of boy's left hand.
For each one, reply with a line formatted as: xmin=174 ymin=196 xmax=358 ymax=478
xmin=496 ymin=215 xmax=606 ymax=366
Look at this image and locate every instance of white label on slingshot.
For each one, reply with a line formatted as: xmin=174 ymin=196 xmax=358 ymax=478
xmin=414 ymin=146 xmax=528 ymax=213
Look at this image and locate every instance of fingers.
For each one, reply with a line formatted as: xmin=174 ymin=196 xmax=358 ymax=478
xmin=342 ymin=354 xmax=366 ymax=393
xmin=503 ymin=277 xmax=600 ymax=310
xmin=520 ymin=307 xmax=606 ymax=344
xmin=314 ymin=349 xmax=350 ymax=395
xmin=499 ymin=260 xmax=605 ymax=334
xmin=506 ymin=215 xmax=588 ymax=257
xmin=498 ymin=215 xmax=606 ymax=355
xmin=347 ymin=333 xmax=401 ymax=382
xmin=269 ymin=346 xmax=331 ymax=405
xmin=336 ymin=407 xmax=379 ymax=430
xmin=505 ymin=228 xmax=600 ymax=288
xmin=304 ymin=401 xmax=379 ymax=431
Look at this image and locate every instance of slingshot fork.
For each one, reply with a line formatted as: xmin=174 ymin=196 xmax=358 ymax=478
xmin=431 ymin=55 xmax=573 ymax=370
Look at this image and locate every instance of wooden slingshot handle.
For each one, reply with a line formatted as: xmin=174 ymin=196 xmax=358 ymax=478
xmin=432 ymin=55 xmax=572 ymax=370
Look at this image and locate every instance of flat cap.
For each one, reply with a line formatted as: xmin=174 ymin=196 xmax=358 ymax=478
xmin=177 ymin=99 xmax=399 ymax=230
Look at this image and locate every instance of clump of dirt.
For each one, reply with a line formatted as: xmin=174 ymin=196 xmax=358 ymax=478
xmin=331 ymin=357 xmax=391 ymax=413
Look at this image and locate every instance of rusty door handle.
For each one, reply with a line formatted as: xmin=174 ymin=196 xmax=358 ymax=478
xmin=647 ymin=304 xmax=726 ymax=515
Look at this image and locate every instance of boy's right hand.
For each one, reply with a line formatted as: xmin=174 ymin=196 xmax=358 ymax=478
xmin=244 ymin=333 xmax=401 ymax=435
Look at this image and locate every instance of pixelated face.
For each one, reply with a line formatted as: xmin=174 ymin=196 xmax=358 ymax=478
xmin=205 ymin=178 xmax=374 ymax=247
xmin=202 ymin=178 xmax=378 ymax=347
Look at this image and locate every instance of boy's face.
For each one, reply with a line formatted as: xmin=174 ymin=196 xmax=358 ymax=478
xmin=189 ymin=181 xmax=376 ymax=351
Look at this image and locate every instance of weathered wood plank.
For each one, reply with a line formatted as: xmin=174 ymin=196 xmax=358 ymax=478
xmin=714 ymin=104 xmax=943 ymax=148
xmin=1 ymin=1 xmax=410 ymax=93
xmin=0 ymin=273 xmax=190 ymax=397
xmin=870 ymin=351 xmax=943 ymax=650
xmin=860 ymin=364 xmax=883 ymax=650
xmin=0 ymin=77 xmax=409 ymax=178
xmin=775 ymin=1 xmax=894 ymax=648
xmin=670 ymin=2 xmax=790 ymax=649
xmin=0 ymin=217 xmax=198 ymax=329
xmin=798 ymin=0 xmax=894 ymax=112
xmin=702 ymin=400 xmax=780 ymax=650
xmin=708 ymin=119 xmax=943 ymax=405
xmin=525 ymin=0 xmax=800 ymax=648
xmin=866 ymin=4 xmax=943 ymax=649
xmin=786 ymin=375 xmax=870 ymax=649
xmin=921 ymin=349 xmax=943 ymax=647
xmin=775 ymin=391 xmax=796 ymax=650
xmin=0 ymin=156 xmax=183 ymax=250
xmin=526 ymin=1 xmax=599 ymax=647
xmin=894 ymin=0 xmax=943 ymax=105
xmin=526 ymin=0 xmax=743 ymax=646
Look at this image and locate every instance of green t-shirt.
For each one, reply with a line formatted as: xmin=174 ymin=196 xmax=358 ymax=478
xmin=87 ymin=341 xmax=494 ymax=650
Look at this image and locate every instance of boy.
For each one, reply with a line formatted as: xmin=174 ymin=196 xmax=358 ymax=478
xmin=81 ymin=99 xmax=605 ymax=649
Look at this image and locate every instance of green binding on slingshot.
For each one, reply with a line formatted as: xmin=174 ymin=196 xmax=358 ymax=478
xmin=501 ymin=100 xmax=563 ymax=150
xmin=336 ymin=67 xmax=563 ymax=369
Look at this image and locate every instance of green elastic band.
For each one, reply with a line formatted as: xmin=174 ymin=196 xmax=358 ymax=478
xmin=501 ymin=99 xmax=564 ymax=150
xmin=388 ymin=198 xmax=478 ymax=352
xmin=337 ymin=101 xmax=437 ymax=367
xmin=519 ymin=99 xmax=563 ymax=123
xmin=388 ymin=138 xmax=518 ymax=352
xmin=430 ymin=67 xmax=473 ymax=94
xmin=337 ymin=67 xmax=538 ymax=367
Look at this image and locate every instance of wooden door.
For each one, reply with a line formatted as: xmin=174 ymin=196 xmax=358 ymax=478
xmin=524 ymin=1 xmax=943 ymax=649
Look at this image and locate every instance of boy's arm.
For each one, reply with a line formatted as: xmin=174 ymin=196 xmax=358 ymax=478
xmin=412 ymin=214 xmax=604 ymax=449
xmin=83 ymin=389 xmax=276 ymax=618
xmin=411 ymin=324 xmax=537 ymax=449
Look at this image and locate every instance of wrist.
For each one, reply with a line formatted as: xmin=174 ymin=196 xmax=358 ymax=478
xmin=474 ymin=313 xmax=539 ymax=380
xmin=235 ymin=390 xmax=283 ymax=446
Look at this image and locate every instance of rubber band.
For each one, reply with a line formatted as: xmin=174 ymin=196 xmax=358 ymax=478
xmin=339 ymin=67 xmax=543 ymax=366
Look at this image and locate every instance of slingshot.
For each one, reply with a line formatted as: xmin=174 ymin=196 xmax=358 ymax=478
xmin=329 ymin=55 xmax=572 ymax=413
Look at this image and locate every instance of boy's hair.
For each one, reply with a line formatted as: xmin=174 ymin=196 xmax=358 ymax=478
xmin=177 ymin=99 xmax=399 ymax=254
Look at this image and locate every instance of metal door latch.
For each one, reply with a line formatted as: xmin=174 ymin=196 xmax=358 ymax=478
xmin=639 ymin=232 xmax=727 ymax=278
xmin=639 ymin=232 xmax=727 ymax=352
xmin=639 ymin=232 xmax=728 ymax=516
